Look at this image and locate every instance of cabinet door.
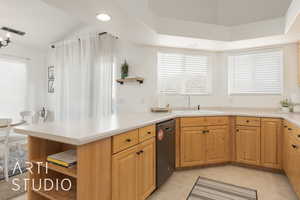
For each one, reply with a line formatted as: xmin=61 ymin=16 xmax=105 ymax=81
xmin=283 ymin=121 xmax=290 ymax=172
xmin=181 ymin=127 xmax=206 ymax=167
xmin=288 ymin=138 xmax=300 ymax=197
xmin=261 ymin=119 xmax=282 ymax=169
xmin=206 ymin=125 xmax=229 ymax=164
xmin=138 ymin=138 xmax=156 ymax=200
xmin=112 ymin=145 xmax=139 ymax=200
xmin=236 ymin=126 xmax=260 ymax=165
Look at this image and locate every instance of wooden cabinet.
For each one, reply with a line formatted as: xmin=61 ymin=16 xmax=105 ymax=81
xmin=112 ymin=129 xmax=139 ymax=154
xmin=283 ymin=121 xmax=290 ymax=172
xmin=236 ymin=117 xmax=260 ymax=127
xmin=112 ymin=145 xmax=139 ymax=200
xmin=180 ymin=125 xmax=229 ymax=167
xmin=206 ymin=126 xmax=229 ymax=163
xmin=138 ymin=138 xmax=156 ymax=200
xmin=260 ymin=118 xmax=282 ymax=169
xmin=180 ymin=127 xmax=206 ymax=167
xmin=112 ymin=138 xmax=155 ymax=200
xmin=236 ymin=126 xmax=261 ymax=165
xmin=286 ymin=136 xmax=300 ymax=197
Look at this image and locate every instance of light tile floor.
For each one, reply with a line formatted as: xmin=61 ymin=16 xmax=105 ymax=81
xmin=11 ymin=165 xmax=298 ymax=200
xmin=147 ymin=165 xmax=298 ymax=200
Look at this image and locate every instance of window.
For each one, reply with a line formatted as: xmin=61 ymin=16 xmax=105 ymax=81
xmin=228 ymin=49 xmax=283 ymax=95
xmin=0 ymin=59 xmax=27 ymax=119
xmin=157 ymin=52 xmax=211 ymax=95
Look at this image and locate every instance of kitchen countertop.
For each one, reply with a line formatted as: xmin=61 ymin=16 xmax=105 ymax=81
xmin=14 ymin=108 xmax=300 ymax=145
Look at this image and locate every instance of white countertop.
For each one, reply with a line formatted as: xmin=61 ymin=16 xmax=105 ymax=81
xmin=14 ymin=108 xmax=300 ymax=145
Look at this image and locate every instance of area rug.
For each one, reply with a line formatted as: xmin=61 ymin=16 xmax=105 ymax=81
xmin=187 ymin=176 xmax=257 ymax=200
xmin=0 ymin=172 xmax=27 ymax=200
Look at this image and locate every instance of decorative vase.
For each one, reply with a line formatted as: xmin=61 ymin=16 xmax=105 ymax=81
xmin=281 ymin=107 xmax=289 ymax=113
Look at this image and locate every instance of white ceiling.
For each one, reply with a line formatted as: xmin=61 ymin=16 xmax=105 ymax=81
xmin=149 ymin=0 xmax=292 ymax=26
xmin=0 ymin=0 xmax=83 ymax=49
xmin=0 ymin=0 xmax=299 ymax=51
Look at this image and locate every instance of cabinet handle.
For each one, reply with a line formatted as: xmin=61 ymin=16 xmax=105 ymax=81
xmin=147 ymin=131 xmax=152 ymax=134
xmin=202 ymin=130 xmax=205 ymax=134
xmin=292 ymin=144 xmax=298 ymax=149
xmin=236 ymin=129 xmax=239 ymax=132
xmin=126 ymin=139 xmax=132 ymax=142
xmin=288 ymin=128 xmax=292 ymax=131
xmin=246 ymin=120 xmax=250 ymax=123
xmin=136 ymin=150 xmax=144 ymax=155
xmin=284 ymin=125 xmax=287 ymax=128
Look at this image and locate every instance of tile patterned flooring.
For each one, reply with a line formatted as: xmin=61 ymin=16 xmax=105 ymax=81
xmin=11 ymin=165 xmax=298 ymax=200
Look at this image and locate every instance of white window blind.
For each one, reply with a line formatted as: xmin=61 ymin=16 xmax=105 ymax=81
xmin=228 ymin=49 xmax=283 ymax=95
xmin=158 ymin=53 xmax=210 ymax=95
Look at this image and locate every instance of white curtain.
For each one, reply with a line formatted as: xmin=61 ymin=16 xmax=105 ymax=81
xmin=53 ymin=34 xmax=116 ymax=120
xmin=0 ymin=58 xmax=27 ymax=120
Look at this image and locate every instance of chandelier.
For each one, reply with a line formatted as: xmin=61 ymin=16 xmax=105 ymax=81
xmin=0 ymin=27 xmax=25 ymax=49
xmin=0 ymin=33 xmax=11 ymax=48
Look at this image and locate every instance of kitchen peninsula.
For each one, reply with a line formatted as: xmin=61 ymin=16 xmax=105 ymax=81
xmin=15 ymin=108 xmax=300 ymax=200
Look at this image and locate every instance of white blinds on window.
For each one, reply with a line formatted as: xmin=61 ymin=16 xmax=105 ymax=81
xmin=228 ymin=50 xmax=283 ymax=95
xmin=158 ymin=53 xmax=210 ymax=95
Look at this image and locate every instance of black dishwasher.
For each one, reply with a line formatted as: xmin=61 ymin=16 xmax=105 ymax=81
xmin=156 ymin=119 xmax=175 ymax=188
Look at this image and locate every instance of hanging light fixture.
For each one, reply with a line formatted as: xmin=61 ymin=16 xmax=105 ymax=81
xmin=0 ymin=33 xmax=11 ymax=48
xmin=0 ymin=26 xmax=25 ymax=49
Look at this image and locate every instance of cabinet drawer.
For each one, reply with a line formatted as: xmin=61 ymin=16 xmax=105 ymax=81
xmin=139 ymin=125 xmax=156 ymax=142
xmin=181 ymin=117 xmax=228 ymax=127
xmin=236 ymin=117 xmax=260 ymax=127
xmin=113 ymin=129 xmax=139 ymax=154
xmin=206 ymin=117 xmax=229 ymax=126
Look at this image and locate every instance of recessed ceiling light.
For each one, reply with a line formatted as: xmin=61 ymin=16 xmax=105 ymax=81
xmin=96 ymin=13 xmax=111 ymax=22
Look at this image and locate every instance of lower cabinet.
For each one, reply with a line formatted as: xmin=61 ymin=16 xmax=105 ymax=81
xmin=286 ymin=136 xmax=300 ymax=197
xmin=138 ymin=138 xmax=156 ymax=200
xmin=236 ymin=126 xmax=260 ymax=166
xmin=112 ymin=138 xmax=155 ymax=200
xmin=181 ymin=125 xmax=229 ymax=167
xmin=260 ymin=118 xmax=282 ymax=169
xmin=181 ymin=127 xmax=206 ymax=167
xmin=206 ymin=126 xmax=229 ymax=163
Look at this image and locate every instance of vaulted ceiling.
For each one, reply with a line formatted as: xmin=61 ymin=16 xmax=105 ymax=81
xmin=0 ymin=0 xmax=83 ymax=49
xmin=0 ymin=0 xmax=298 ymax=51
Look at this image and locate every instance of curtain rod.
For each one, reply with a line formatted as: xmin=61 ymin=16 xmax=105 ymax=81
xmin=51 ymin=32 xmax=119 ymax=48
xmin=0 ymin=53 xmax=31 ymax=61
xmin=98 ymin=32 xmax=119 ymax=39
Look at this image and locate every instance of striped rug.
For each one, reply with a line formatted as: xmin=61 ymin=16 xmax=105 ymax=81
xmin=187 ymin=177 xmax=257 ymax=200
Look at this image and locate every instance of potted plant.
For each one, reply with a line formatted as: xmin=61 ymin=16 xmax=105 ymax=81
xmin=121 ymin=61 xmax=129 ymax=79
xmin=280 ymin=97 xmax=290 ymax=113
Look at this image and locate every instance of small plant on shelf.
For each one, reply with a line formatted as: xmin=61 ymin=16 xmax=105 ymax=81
xmin=121 ymin=60 xmax=129 ymax=79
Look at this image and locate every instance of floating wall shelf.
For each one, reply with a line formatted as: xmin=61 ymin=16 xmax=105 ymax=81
xmin=116 ymin=77 xmax=144 ymax=84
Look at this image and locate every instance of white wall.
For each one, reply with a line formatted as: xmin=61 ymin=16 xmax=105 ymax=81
xmin=45 ymin=36 xmax=299 ymax=113
xmin=0 ymin=43 xmax=46 ymax=116
xmin=115 ymin=41 xmax=300 ymax=112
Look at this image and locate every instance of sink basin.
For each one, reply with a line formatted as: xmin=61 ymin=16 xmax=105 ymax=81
xmin=174 ymin=110 xmax=224 ymax=114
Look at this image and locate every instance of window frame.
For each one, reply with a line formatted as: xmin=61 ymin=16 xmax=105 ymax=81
xmin=227 ymin=48 xmax=284 ymax=96
xmin=157 ymin=51 xmax=213 ymax=96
